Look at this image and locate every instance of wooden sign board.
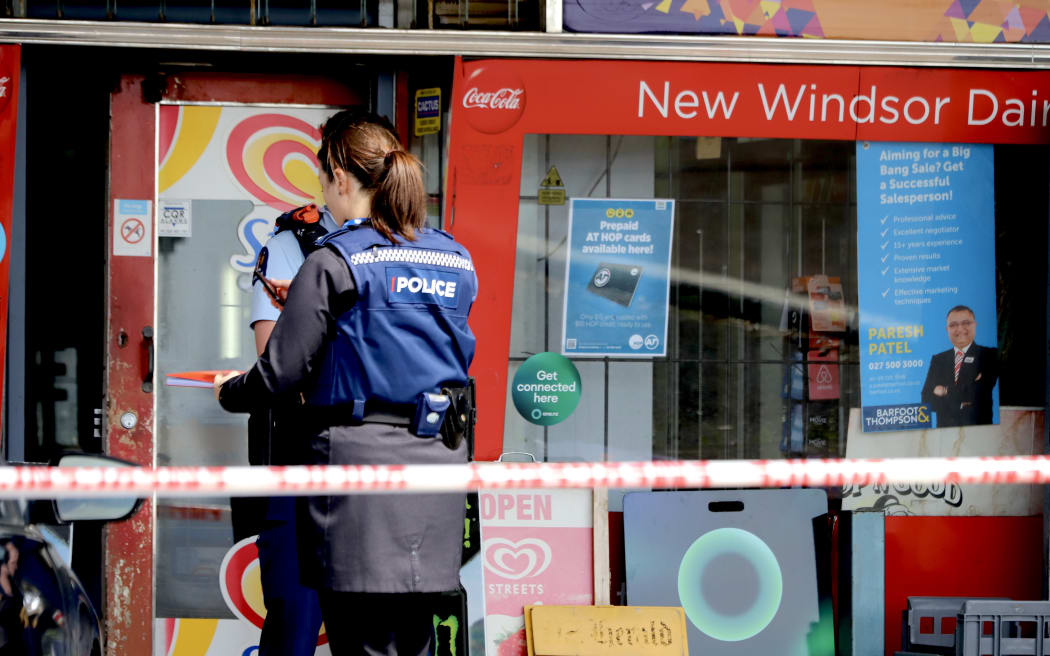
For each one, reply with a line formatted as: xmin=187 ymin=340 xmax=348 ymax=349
xmin=525 ymin=605 xmax=688 ymax=656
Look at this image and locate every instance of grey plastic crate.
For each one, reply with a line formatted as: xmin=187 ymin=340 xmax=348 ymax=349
xmin=899 ymin=597 xmax=1008 ymax=655
xmin=957 ymin=600 xmax=1050 ymax=656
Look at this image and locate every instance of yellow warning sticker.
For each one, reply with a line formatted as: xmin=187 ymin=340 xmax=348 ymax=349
xmin=540 ymin=166 xmax=564 ymax=188
xmin=414 ymin=87 xmax=441 ymax=136
xmin=538 ymin=189 xmax=566 ymax=205
xmin=538 ymin=166 xmax=566 ymax=205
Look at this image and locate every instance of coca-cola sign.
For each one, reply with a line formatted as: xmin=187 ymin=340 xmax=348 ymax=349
xmin=463 ymin=87 xmax=523 ymax=110
xmin=460 ymin=66 xmax=526 ymax=135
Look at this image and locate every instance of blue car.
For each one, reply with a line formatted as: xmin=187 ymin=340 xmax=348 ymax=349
xmin=0 ymin=453 xmax=142 ymax=656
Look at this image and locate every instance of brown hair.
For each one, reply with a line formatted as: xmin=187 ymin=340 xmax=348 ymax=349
xmin=318 ymin=109 xmax=426 ymax=242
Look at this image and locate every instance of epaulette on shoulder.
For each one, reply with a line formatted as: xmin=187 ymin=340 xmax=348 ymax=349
xmin=274 ymin=204 xmax=321 ymax=232
xmin=274 ymin=204 xmax=330 ymax=256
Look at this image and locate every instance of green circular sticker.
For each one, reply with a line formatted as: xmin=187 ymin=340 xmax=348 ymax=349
xmin=512 ymin=352 xmax=582 ymax=426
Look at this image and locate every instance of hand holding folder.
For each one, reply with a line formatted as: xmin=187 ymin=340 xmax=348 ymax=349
xmin=166 ymin=370 xmax=242 ymax=389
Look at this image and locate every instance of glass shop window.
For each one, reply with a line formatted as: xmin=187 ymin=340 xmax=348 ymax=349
xmin=503 ymin=135 xmax=1046 ymax=471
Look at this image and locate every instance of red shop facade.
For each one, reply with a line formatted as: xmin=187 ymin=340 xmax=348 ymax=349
xmin=447 ymin=57 xmax=1050 ymax=655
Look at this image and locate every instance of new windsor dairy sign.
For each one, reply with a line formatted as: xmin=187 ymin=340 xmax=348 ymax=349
xmin=637 ymin=80 xmax=1047 ymax=129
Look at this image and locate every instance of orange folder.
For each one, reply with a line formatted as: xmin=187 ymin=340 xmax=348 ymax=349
xmin=166 ymin=370 xmax=241 ymax=389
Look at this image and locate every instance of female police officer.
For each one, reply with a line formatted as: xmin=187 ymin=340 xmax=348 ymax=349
xmin=214 ymin=109 xmax=476 ymax=655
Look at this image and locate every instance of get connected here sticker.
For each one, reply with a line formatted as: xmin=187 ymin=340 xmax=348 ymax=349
xmin=512 ymin=352 xmax=582 ymax=426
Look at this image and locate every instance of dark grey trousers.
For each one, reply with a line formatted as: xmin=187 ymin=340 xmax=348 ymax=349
xmin=319 ymin=591 xmax=439 ymax=656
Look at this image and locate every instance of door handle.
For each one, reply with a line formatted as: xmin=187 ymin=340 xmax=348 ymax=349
xmin=142 ymin=326 xmax=154 ymax=393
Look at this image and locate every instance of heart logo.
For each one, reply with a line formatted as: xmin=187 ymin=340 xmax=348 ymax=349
xmin=483 ymin=538 xmax=552 ymax=580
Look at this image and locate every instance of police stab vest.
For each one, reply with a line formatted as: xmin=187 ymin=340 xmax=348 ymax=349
xmin=306 ymin=224 xmax=477 ymax=413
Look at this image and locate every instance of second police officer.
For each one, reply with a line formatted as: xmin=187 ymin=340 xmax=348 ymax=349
xmin=241 ymin=191 xmax=340 ymax=652
xmin=215 ymin=108 xmax=476 ymax=655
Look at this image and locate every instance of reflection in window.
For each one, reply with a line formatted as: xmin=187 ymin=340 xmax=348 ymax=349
xmin=506 ymin=135 xmax=1046 ymax=467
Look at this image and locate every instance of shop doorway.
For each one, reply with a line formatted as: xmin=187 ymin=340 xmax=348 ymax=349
xmin=106 ymin=72 xmax=364 ymax=654
xmin=11 ymin=45 xmax=113 ymax=619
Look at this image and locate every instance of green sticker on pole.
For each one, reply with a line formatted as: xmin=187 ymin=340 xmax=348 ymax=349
xmin=512 ymin=352 xmax=582 ymax=426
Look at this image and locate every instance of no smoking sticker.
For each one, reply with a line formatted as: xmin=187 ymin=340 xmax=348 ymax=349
xmin=113 ymin=199 xmax=152 ymax=257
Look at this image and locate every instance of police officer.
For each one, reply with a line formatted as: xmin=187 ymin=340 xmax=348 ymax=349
xmin=240 ymin=201 xmax=338 ymax=655
xmin=215 ymin=109 xmax=475 ymax=656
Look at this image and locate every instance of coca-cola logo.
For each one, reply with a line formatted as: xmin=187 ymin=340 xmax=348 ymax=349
xmin=460 ymin=66 xmax=526 ymax=135
xmin=463 ymin=87 xmax=524 ymax=111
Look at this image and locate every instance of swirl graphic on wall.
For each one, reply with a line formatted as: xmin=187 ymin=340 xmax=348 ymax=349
xmin=161 ymin=617 xmax=218 ymax=656
xmin=219 ymin=536 xmax=328 ymax=646
xmin=158 ymin=105 xmax=222 ymax=194
xmin=226 ymin=113 xmax=324 ymax=212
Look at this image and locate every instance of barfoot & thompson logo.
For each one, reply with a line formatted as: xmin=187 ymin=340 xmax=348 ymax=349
xmin=461 ymin=66 xmax=526 ymax=134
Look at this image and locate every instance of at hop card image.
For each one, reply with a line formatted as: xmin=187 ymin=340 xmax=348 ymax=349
xmin=586 ymin=262 xmax=643 ymax=307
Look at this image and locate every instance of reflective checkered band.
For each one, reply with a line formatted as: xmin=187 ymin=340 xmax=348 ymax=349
xmin=349 ymin=247 xmax=474 ymax=271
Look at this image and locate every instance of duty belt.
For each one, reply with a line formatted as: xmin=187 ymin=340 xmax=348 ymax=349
xmin=305 ymin=380 xmax=475 ymax=453
xmin=307 ymin=400 xmax=413 ymax=427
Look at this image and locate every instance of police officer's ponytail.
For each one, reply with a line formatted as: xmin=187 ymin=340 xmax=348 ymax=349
xmin=318 ymin=109 xmax=426 ymax=243
xmin=372 ymin=149 xmax=426 ymax=242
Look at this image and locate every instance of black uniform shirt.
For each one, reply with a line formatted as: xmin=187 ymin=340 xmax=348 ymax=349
xmin=221 ymin=247 xmax=356 ymax=412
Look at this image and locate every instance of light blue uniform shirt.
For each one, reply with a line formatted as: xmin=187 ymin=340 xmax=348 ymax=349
xmin=249 ymin=207 xmax=340 ymax=327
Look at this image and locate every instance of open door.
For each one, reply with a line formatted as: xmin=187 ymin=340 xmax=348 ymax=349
xmin=106 ymin=73 xmax=364 ymax=655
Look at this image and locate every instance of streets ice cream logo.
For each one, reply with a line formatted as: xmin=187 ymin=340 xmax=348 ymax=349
xmin=220 ymin=537 xmax=328 ymax=646
xmin=461 ymin=66 xmax=526 ymax=134
xmin=226 ymin=113 xmax=325 ymax=212
xmin=483 ymin=538 xmax=552 ymax=580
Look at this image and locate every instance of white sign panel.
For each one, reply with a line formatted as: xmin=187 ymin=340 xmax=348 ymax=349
xmin=159 ymin=200 xmax=192 ymax=238
xmin=842 ymin=406 xmax=1042 ymax=516
xmin=479 ymin=488 xmax=593 ymax=656
xmin=113 ymin=199 xmax=152 ymax=257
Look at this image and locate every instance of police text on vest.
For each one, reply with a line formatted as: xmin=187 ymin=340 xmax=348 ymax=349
xmin=386 ymin=266 xmax=461 ymax=308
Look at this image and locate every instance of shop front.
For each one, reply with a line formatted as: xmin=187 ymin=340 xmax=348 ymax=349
xmin=445 ymin=57 xmax=1050 ymax=655
xmin=3 ymin=23 xmax=1050 ymax=655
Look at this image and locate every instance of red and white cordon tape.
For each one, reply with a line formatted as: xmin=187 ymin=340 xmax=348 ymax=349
xmin=0 ymin=456 xmax=1048 ymax=498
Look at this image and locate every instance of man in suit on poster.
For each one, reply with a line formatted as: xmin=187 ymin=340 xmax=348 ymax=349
xmin=921 ymin=305 xmax=999 ymax=427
